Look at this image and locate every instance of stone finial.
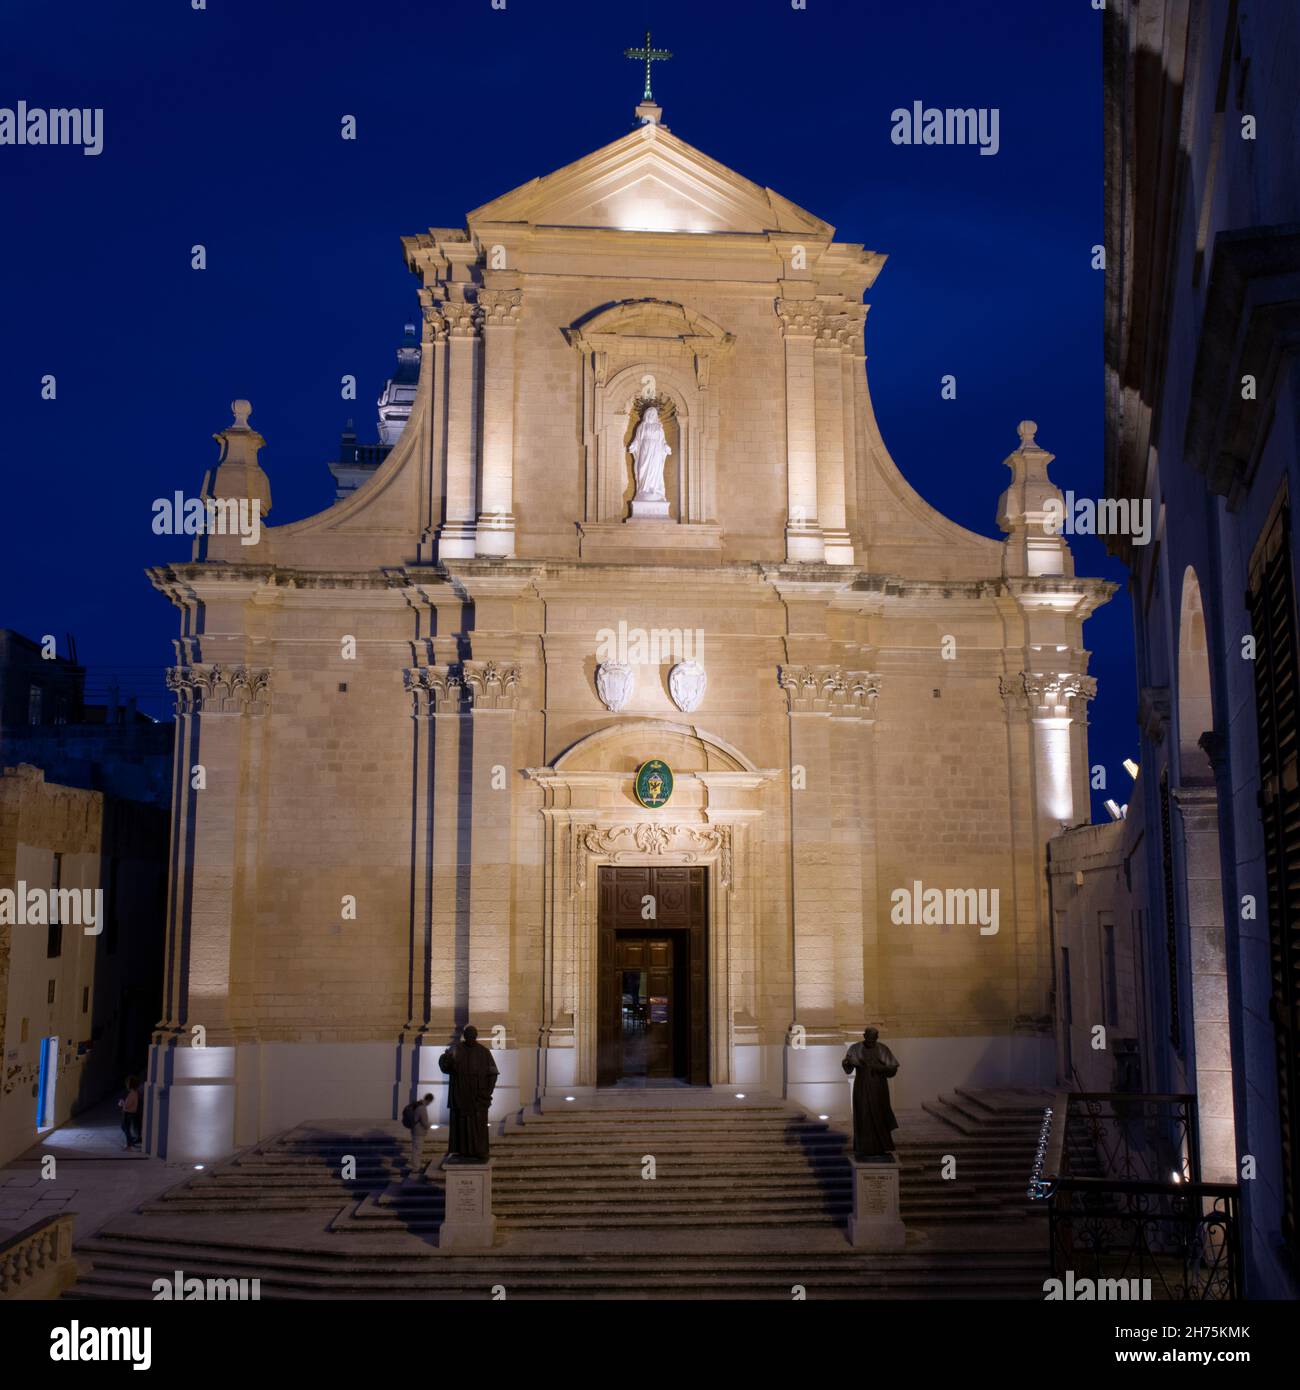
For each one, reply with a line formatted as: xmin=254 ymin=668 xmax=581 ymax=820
xmin=996 ymin=418 xmax=1071 ymax=580
xmin=206 ymin=397 xmax=272 ymax=549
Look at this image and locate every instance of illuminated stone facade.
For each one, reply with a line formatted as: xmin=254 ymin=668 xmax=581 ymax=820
xmin=146 ymin=114 xmax=1111 ymax=1161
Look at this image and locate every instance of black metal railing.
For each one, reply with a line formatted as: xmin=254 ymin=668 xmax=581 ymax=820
xmin=1063 ymin=1091 xmax=1200 ymax=1184
xmin=1048 ymin=1178 xmax=1241 ymax=1300
xmin=1028 ymin=1092 xmax=1241 ymax=1299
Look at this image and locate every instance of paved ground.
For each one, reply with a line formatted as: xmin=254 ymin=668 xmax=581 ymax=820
xmin=0 ymin=1098 xmax=189 ymax=1243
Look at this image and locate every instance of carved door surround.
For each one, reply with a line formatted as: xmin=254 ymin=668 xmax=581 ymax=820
xmin=525 ymin=719 xmax=778 ymax=1087
xmin=565 ymin=299 xmax=734 ymax=559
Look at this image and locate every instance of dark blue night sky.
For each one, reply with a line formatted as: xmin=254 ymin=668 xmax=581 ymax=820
xmin=0 ymin=0 xmax=1135 ymax=820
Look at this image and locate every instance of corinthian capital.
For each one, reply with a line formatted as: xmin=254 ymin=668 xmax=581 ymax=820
xmin=166 ymin=663 xmax=270 ymax=716
xmin=421 ymin=297 xmax=451 ymax=341
xmin=779 ymin=664 xmax=841 ymax=713
xmin=403 ymin=666 xmax=464 ymax=717
xmin=478 ymin=288 xmax=523 ymax=328
xmin=441 ymin=300 xmax=480 ymax=338
xmin=775 ymin=299 xmax=823 ymax=339
xmin=831 ymin=669 xmax=881 ymax=719
xmin=831 ymin=305 xmax=867 ymax=353
xmin=1004 ymin=670 xmax=1097 ymax=719
xmin=461 ymin=660 xmax=520 ymax=711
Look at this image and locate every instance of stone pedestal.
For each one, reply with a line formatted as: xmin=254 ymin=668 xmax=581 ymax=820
xmin=436 ymin=1161 xmax=496 ymax=1250
xmin=846 ymin=1155 xmax=906 ymax=1250
xmin=629 ymin=497 xmax=671 ymax=519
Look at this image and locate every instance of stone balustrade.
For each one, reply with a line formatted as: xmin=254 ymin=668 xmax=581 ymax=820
xmin=0 ymin=1213 xmax=78 ymax=1300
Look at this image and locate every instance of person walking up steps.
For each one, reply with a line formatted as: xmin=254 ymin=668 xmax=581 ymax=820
xmin=402 ymin=1092 xmax=434 ymax=1177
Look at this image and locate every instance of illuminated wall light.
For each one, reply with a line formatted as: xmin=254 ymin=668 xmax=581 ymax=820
xmin=734 ymin=1093 xmax=746 ymax=1099
xmin=565 ymin=1096 xmax=575 ymax=1102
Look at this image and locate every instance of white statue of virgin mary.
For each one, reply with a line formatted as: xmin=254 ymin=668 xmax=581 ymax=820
xmin=629 ymin=405 xmax=671 ymax=503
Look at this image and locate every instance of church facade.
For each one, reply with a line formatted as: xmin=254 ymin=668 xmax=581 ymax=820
xmin=146 ymin=108 xmax=1112 ymax=1161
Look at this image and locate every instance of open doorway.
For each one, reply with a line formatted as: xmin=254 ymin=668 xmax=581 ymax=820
xmin=36 ymin=1035 xmax=59 ymax=1130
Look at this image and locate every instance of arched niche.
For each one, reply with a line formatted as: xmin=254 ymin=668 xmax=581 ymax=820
xmin=607 ymin=364 xmax=692 ymax=522
xmin=1177 ymin=566 xmax=1215 ymax=785
xmin=1171 ymin=564 xmax=1238 ymax=1180
xmin=565 ymin=299 xmax=733 ymax=554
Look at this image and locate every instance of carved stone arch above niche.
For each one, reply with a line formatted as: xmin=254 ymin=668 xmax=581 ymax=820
xmin=565 ymin=299 xmax=734 ymax=561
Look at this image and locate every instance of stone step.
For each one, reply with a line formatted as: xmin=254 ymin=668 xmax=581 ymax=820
xmin=69 ymin=1266 xmax=1046 ymax=1300
xmin=75 ymin=1229 xmax=1044 ymax=1272
xmin=152 ymin=1170 xmax=1028 ymax=1200
xmin=951 ymin=1086 xmax=1052 ymax=1113
xmin=69 ymin=1090 xmax=1050 ymax=1299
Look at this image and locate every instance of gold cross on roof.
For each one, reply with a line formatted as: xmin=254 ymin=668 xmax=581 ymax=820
xmin=624 ymin=29 xmax=672 ymax=103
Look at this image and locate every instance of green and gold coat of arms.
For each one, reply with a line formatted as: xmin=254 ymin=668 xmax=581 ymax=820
xmin=633 ymin=758 xmax=673 ymax=808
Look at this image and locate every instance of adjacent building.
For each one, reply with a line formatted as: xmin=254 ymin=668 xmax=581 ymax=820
xmin=1053 ymin=0 xmax=1300 ymax=1298
xmin=0 ymin=634 xmax=170 ymax=1167
xmin=326 ymin=324 xmax=422 ymax=500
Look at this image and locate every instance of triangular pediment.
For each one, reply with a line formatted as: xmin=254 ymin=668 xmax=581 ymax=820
xmin=469 ymin=125 xmax=832 ymax=237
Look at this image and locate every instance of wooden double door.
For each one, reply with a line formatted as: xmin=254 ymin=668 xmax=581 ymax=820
xmin=597 ymin=866 xmax=708 ymax=1085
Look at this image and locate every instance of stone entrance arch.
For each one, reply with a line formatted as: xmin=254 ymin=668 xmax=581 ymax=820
xmin=525 ymin=720 xmax=779 ymax=1093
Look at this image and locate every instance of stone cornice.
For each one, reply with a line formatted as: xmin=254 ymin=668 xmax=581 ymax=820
xmin=564 ymin=298 xmax=735 ymax=356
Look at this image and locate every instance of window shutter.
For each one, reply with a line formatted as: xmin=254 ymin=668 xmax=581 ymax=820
xmin=1247 ymin=500 xmax=1300 ymax=1252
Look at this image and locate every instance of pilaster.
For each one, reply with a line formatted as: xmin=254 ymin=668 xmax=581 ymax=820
xmin=463 ymin=662 xmax=521 ymax=1025
xmin=777 ymin=299 xmax=824 ymax=562
xmin=438 ymin=298 xmax=480 ymax=559
xmin=476 ymin=289 xmax=523 ymax=556
xmin=815 ymin=316 xmax=852 ymax=564
xmin=161 ymin=664 xmax=271 ymax=1042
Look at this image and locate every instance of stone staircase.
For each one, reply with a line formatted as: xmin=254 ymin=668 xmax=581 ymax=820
xmin=66 ymin=1088 xmax=1055 ymax=1299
